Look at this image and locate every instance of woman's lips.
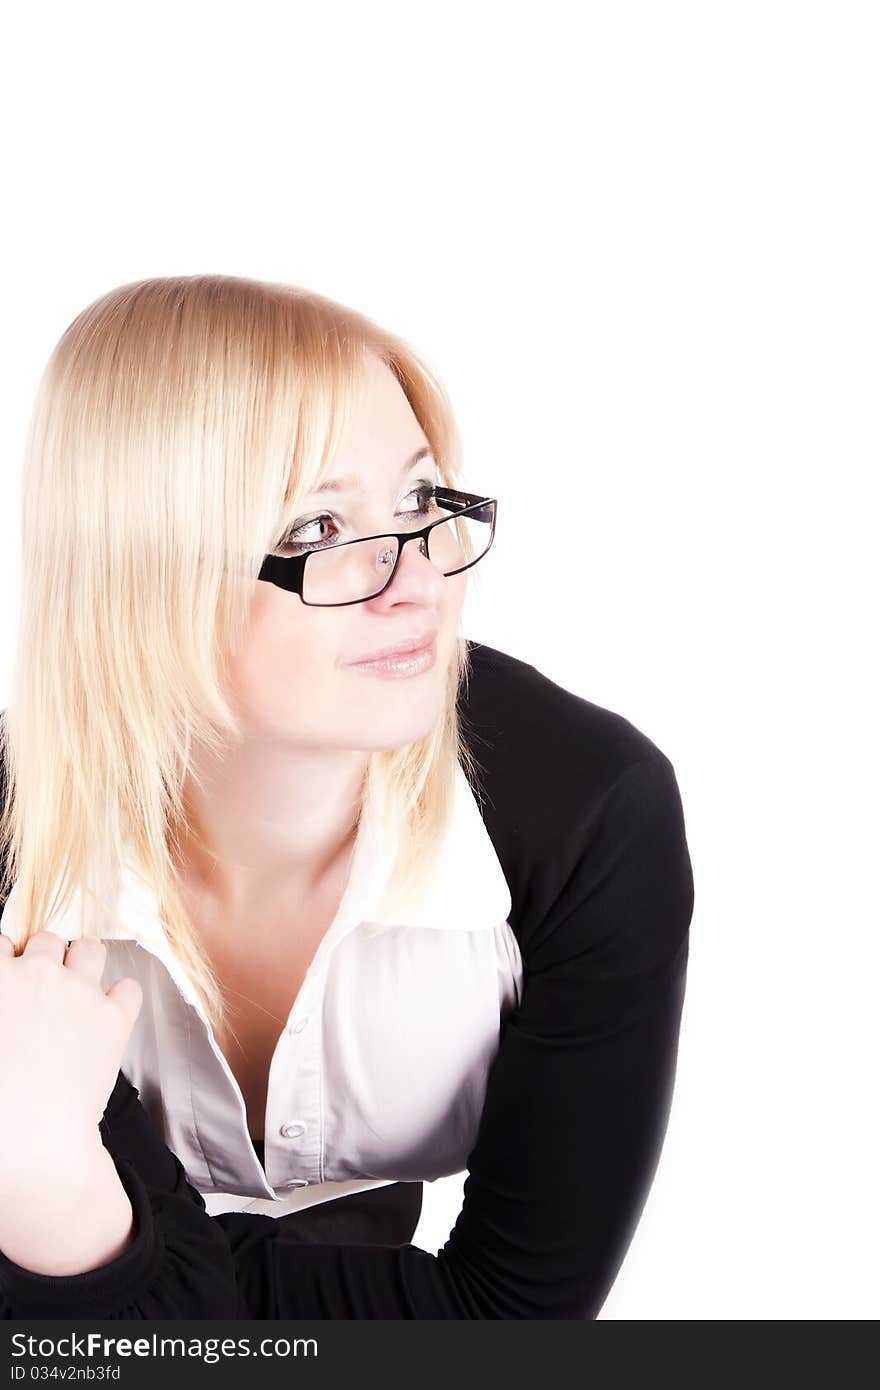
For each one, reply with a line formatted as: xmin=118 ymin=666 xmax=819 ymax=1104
xmin=349 ymin=631 xmax=438 ymax=664
xmin=348 ymin=635 xmax=438 ymax=677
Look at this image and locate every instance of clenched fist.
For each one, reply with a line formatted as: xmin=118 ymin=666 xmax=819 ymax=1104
xmin=0 ymin=931 xmax=143 ymax=1190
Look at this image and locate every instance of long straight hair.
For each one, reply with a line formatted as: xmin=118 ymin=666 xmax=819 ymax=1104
xmin=0 ymin=274 xmax=486 ymax=1039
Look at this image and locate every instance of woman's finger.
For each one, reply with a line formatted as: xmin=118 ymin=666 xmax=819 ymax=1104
xmin=62 ymin=937 xmax=108 ymax=984
xmin=21 ymin=929 xmax=67 ymax=961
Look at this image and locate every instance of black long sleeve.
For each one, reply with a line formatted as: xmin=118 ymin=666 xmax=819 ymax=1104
xmin=0 ymin=748 xmax=693 ymax=1320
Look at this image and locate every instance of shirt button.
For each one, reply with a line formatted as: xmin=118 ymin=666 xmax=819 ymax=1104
xmin=280 ymin=1122 xmax=306 ymax=1138
xmin=284 ymin=1178 xmax=309 ymax=1188
xmin=288 ymin=1017 xmax=309 ymax=1035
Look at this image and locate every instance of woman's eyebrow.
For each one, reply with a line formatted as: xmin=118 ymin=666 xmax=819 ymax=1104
xmin=309 ymin=446 xmax=435 ymax=496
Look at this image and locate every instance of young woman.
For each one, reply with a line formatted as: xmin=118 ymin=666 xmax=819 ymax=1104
xmin=0 ymin=274 xmax=694 ymax=1319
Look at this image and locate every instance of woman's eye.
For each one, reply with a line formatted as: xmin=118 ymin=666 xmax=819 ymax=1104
xmin=277 ymin=483 xmax=437 ymax=554
xmin=287 ymin=514 xmax=336 ymax=548
xmin=405 ymin=483 xmax=439 ymax=516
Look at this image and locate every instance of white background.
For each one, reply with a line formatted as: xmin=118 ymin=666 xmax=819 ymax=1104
xmin=1 ymin=1 xmax=877 ymax=1318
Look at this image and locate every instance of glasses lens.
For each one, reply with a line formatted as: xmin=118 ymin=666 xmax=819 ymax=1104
xmin=304 ymin=534 xmax=399 ymax=605
xmin=302 ymin=502 xmax=495 ymax=605
xmin=427 ymin=502 xmax=495 ymax=576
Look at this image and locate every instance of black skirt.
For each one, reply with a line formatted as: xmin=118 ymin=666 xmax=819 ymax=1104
xmin=250 ymin=1138 xmax=423 ymax=1248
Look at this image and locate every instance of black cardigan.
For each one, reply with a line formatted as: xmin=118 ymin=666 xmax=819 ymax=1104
xmin=0 ymin=640 xmax=695 ymax=1319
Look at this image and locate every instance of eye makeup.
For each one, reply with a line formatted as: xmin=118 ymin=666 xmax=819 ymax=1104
xmin=276 ymin=480 xmax=439 ymax=553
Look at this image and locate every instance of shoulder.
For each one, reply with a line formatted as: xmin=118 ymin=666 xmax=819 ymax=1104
xmin=459 ymin=638 xmax=676 ymax=829
xmin=459 ymin=641 xmax=694 ymax=967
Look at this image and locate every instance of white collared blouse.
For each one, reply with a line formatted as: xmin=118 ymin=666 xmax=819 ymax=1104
xmin=0 ymin=755 xmax=522 ymax=1218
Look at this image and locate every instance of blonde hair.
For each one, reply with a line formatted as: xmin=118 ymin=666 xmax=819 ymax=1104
xmin=0 ymin=273 xmax=487 ymax=1039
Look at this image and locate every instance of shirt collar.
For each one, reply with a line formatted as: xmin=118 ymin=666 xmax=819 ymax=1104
xmin=0 ymin=760 xmax=512 ymax=951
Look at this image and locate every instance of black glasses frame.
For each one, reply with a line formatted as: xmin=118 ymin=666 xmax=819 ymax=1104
xmin=257 ymin=488 xmax=497 ymax=606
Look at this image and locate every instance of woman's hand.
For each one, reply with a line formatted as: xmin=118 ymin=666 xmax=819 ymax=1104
xmin=0 ymin=931 xmax=143 ymax=1190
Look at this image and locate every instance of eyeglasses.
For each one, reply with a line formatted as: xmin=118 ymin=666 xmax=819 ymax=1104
xmin=257 ymin=487 xmax=497 ymax=606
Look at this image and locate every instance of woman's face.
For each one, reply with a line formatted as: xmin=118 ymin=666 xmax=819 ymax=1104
xmin=225 ymin=353 xmax=467 ymax=753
